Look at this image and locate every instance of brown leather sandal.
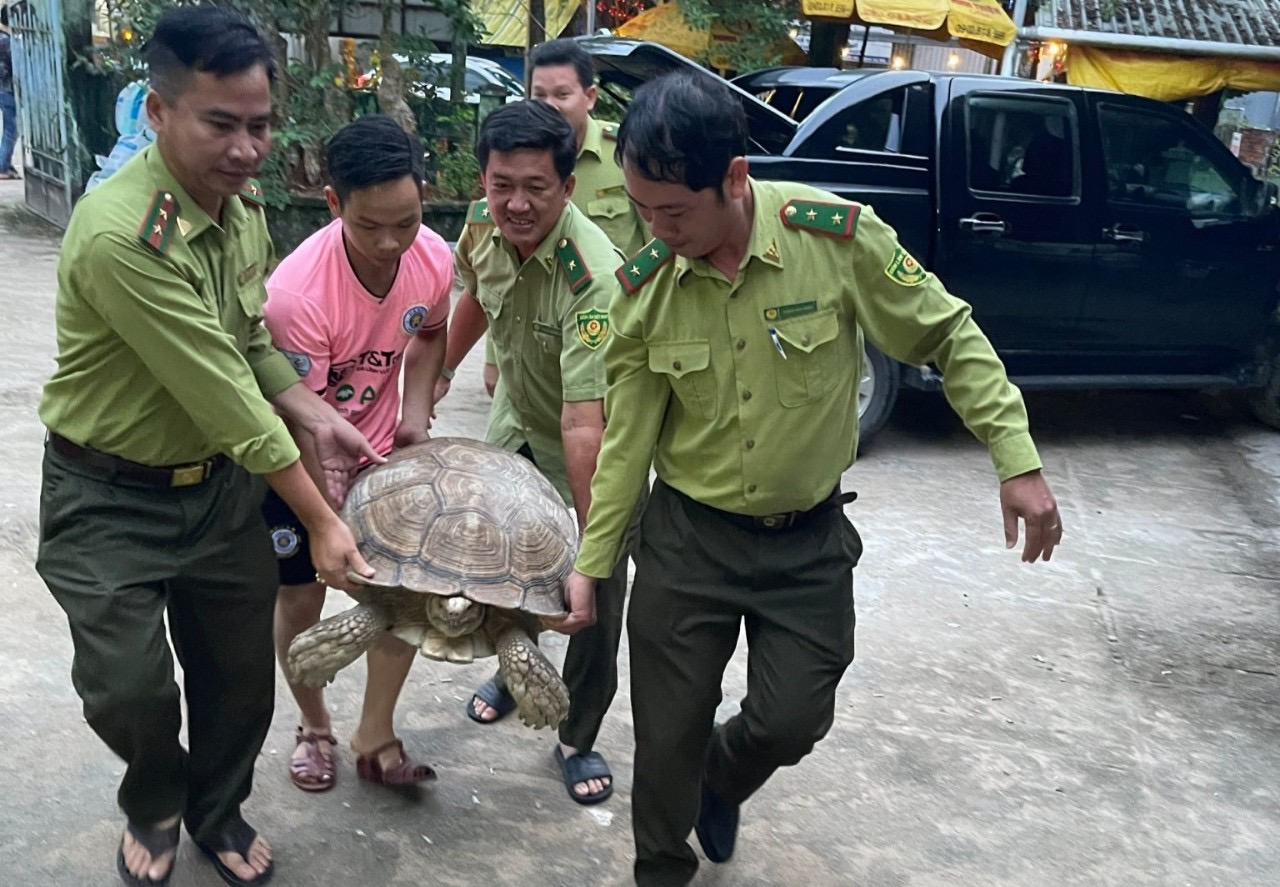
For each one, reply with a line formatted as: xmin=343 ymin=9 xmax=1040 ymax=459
xmin=355 ymin=739 xmax=437 ymax=786
xmin=289 ymin=727 xmax=337 ymax=792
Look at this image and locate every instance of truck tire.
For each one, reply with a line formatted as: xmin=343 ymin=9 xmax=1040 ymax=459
xmin=858 ymin=343 xmax=900 ymax=447
xmin=1249 ymin=354 xmax=1280 ymax=430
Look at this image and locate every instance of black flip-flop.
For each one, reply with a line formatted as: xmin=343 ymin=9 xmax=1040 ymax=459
xmin=116 ymin=819 xmax=179 ymax=887
xmin=554 ymin=746 xmax=614 ymax=805
xmin=196 ymin=818 xmax=273 ymax=886
xmin=465 ymin=677 xmax=517 ymax=724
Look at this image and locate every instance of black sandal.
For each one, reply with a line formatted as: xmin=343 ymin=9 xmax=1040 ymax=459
xmin=196 ymin=818 xmax=274 ymax=886
xmin=116 ymin=819 xmax=180 ymax=887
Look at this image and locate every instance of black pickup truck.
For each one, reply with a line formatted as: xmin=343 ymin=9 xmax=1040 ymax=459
xmin=580 ymin=37 xmax=1280 ymax=440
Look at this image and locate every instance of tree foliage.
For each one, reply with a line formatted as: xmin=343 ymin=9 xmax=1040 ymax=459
xmin=677 ymin=0 xmax=801 ymax=74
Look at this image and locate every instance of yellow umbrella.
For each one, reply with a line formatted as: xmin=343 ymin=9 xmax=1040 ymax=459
xmin=471 ymin=0 xmax=580 ymax=48
xmin=803 ymin=0 xmax=1016 ymax=49
xmin=617 ymin=2 xmax=808 ymax=71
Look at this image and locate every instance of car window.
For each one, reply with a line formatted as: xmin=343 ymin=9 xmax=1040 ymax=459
xmin=486 ymin=65 xmax=525 ymax=96
xmin=464 ymin=70 xmax=487 ymax=91
xmin=802 ymin=88 xmax=906 ymax=156
xmin=966 ymin=94 xmax=1079 ymax=199
xmin=1098 ymin=104 xmax=1242 ymax=216
xmin=747 ymin=85 xmax=835 ymax=122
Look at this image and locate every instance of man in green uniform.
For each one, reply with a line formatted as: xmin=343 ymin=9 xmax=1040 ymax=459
xmin=434 ymin=100 xmax=628 ymax=805
xmin=470 ymin=37 xmax=648 ymax=444
xmin=552 ymin=72 xmax=1065 ymax=886
xmin=34 ymin=8 xmax=378 ymax=886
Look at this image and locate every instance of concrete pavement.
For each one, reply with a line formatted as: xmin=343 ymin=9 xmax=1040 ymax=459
xmin=0 ymin=180 xmax=1276 ymax=886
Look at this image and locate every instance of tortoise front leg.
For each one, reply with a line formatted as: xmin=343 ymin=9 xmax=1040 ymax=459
xmin=493 ymin=623 xmax=570 ymax=730
xmin=287 ymin=603 xmax=388 ymax=688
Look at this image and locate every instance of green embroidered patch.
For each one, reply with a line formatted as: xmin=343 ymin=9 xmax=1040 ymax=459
xmin=763 ymin=301 xmax=818 ymax=322
xmin=575 ymin=309 xmax=609 ymax=350
xmin=885 ymin=247 xmax=928 ymax=287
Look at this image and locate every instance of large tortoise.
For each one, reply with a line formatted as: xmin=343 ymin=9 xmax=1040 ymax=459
xmin=287 ymin=437 xmax=574 ymax=730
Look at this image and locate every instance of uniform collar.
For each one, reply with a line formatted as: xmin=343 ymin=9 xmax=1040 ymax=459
xmin=579 ymin=116 xmax=606 ymax=162
xmin=142 ymin=145 xmax=244 ymax=242
xmin=673 ymin=179 xmax=784 ymax=284
xmin=488 ymin=203 xmax=575 ymax=272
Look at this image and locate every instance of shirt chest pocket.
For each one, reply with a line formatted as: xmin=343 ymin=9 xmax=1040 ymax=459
xmin=586 ymin=195 xmax=630 ymax=221
xmin=770 ymin=308 xmax=844 ymax=407
xmin=649 ymin=341 xmax=717 ymax=420
xmin=531 ymin=321 xmax=562 ymax=359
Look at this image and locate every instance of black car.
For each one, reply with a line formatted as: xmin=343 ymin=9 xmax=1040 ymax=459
xmin=581 ymin=38 xmax=1280 ymax=440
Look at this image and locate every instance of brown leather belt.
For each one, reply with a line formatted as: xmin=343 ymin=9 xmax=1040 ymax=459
xmin=48 ymin=433 xmax=227 ymax=488
xmin=664 ymin=481 xmax=857 ymax=533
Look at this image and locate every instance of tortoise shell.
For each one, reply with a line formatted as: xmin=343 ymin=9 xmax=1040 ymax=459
xmin=340 ymin=437 xmax=575 ymax=618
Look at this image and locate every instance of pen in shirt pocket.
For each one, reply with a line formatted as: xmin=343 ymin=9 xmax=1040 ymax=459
xmin=768 ymin=327 xmax=788 ymax=360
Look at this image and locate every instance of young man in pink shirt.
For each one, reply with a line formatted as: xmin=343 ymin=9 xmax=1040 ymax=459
xmin=262 ymin=114 xmax=453 ymax=792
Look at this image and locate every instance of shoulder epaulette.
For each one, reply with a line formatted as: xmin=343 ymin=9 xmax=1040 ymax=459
xmin=239 ymin=178 xmax=266 ymax=209
xmin=601 ymin=122 xmax=619 ymax=141
xmin=555 ymin=237 xmax=593 ymax=294
xmin=467 ymin=199 xmax=494 ymax=225
xmin=615 ymin=238 xmax=673 ymax=296
xmin=138 ymin=189 xmax=180 ymax=256
xmin=780 ymin=199 xmax=860 ymax=239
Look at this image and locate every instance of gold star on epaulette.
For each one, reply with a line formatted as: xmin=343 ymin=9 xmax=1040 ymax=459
xmin=616 ymin=238 xmax=673 ymax=296
xmin=780 ymin=199 xmax=861 ymax=239
xmin=138 ymin=190 xmax=180 ymax=255
xmin=239 ymin=178 xmax=266 ymax=209
xmin=467 ymin=199 xmax=494 ymax=225
xmin=555 ymin=237 xmax=593 ymax=294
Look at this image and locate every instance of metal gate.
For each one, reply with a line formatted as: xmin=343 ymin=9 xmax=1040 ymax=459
xmin=10 ymin=0 xmax=77 ymax=227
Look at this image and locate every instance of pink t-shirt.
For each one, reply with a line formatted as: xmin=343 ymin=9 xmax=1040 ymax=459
xmin=264 ymin=218 xmax=453 ymax=456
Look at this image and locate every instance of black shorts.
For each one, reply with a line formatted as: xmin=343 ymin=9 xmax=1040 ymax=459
xmin=261 ymin=488 xmax=316 ymax=586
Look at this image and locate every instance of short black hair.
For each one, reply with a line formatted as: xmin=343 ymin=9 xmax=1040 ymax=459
xmin=477 ymin=101 xmax=577 ymax=183
xmin=325 ymin=114 xmax=425 ymax=205
xmin=145 ymin=5 xmax=276 ymax=100
xmin=530 ymin=38 xmax=595 ymax=90
xmin=616 ymin=71 xmax=748 ymax=193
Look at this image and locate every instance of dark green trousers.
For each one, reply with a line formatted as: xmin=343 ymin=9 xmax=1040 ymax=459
xmin=629 ymin=480 xmax=861 ymax=887
xmin=35 ymin=446 xmax=277 ymax=844
xmin=507 ymin=443 xmax=638 ymax=753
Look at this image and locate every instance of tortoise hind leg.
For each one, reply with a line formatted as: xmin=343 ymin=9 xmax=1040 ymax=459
xmin=287 ymin=603 xmax=388 ymax=688
xmin=493 ymin=622 xmax=570 ymax=730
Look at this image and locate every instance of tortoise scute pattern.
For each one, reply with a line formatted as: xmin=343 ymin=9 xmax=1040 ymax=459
xmin=288 ymin=437 xmax=576 ymax=729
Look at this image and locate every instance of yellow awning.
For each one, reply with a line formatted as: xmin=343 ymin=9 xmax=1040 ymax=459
xmin=616 ymin=2 xmax=808 ymax=71
xmin=802 ymin=0 xmax=1015 ymax=48
xmin=1067 ymin=46 xmax=1280 ymax=102
xmin=472 ymin=0 xmax=579 ymax=48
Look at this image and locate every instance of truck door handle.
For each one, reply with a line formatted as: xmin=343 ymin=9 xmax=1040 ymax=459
xmin=959 ymin=214 xmax=1006 ymax=235
xmin=1102 ymin=224 xmax=1145 ymax=243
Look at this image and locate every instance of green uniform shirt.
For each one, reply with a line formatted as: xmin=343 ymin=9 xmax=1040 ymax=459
xmin=456 ymin=202 xmax=622 ymax=506
xmin=38 ymin=145 xmax=301 ymax=474
xmin=572 ymin=116 xmax=647 ymax=256
xmin=575 ymin=179 xmax=1042 ymax=577
xmin=478 ymin=114 xmax=645 ymax=413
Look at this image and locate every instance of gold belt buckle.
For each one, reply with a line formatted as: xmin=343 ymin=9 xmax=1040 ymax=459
xmin=170 ymin=462 xmax=209 ymax=487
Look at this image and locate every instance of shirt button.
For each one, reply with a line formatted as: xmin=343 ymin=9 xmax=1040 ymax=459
xmin=673 ymin=360 xmax=682 ymax=371
xmin=736 ymin=339 xmax=746 ymax=351
xmin=801 ymin=335 xmax=811 ymax=346
xmin=745 ymin=439 xmax=755 ymax=449
xmin=516 ymin=315 xmax=522 ymax=322
xmin=742 ymin=389 xmax=752 ymax=401
xmin=747 ymin=483 xmax=757 ymax=493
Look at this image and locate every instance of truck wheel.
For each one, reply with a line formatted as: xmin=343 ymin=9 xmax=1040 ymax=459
xmin=858 ymin=343 xmax=900 ymax=447
xmin=1249 ymin=355 xmax=1280 ymax=430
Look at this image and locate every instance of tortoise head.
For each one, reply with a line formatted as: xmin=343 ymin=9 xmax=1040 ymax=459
xmin=424 ymin=594 xmax=486 ymax=638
